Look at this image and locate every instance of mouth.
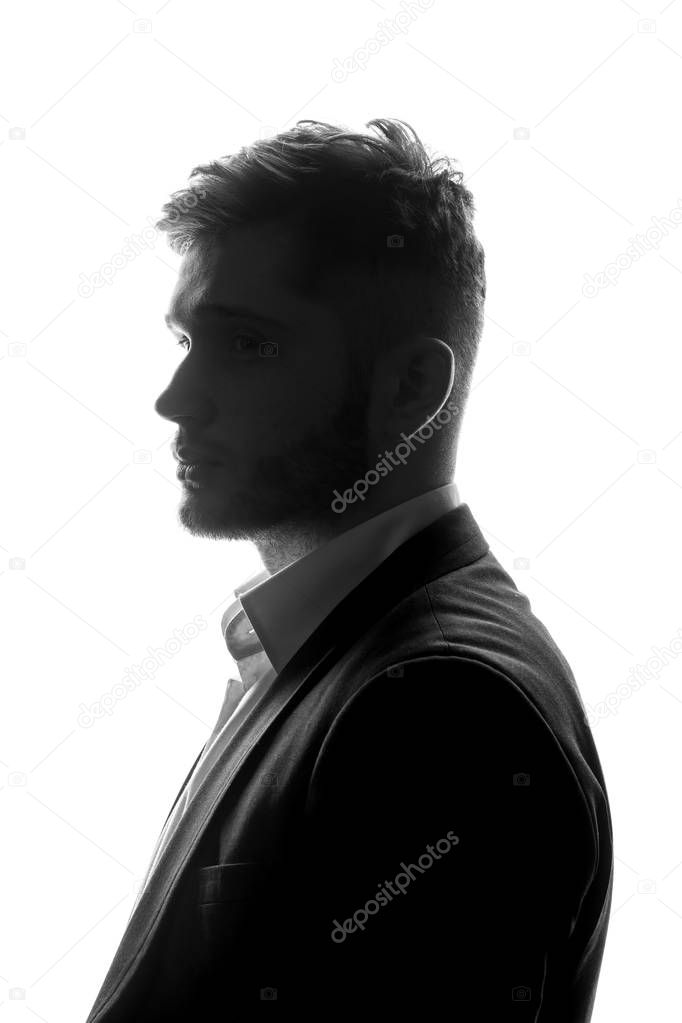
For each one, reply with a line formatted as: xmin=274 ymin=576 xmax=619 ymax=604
xmin=176 ymin=462 xmax=218 ymax=487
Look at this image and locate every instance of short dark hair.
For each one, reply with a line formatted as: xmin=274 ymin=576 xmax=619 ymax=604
xmin=154 ymin=117 xmax=486 ymax=430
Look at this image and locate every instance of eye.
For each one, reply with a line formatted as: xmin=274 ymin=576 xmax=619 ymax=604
xmin=174 ymin=332 xmax=264 ymax=356
xmin=232 ymin=334 xmax=260 ymax=354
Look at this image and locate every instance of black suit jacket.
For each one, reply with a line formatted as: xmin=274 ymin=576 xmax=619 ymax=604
xmin=85 ymin=503 xmax=613 ymax=1021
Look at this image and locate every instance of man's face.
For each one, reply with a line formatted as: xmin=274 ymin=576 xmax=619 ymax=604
xmin=154 ymin=221 xmax=372 ymax=542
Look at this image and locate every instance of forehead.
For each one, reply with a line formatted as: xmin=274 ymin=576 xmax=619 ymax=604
xmin=166 ymin=221 xmax=316 ymax=326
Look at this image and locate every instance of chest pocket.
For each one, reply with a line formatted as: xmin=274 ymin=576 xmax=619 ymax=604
xmin=196 ymin=861 xmax=266 ymax=966
xmin=197 ymin=860 xmax=264 ymax=905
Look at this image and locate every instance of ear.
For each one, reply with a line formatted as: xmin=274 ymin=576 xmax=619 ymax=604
xmin=370 ymin=336 xmax=455 ymax=440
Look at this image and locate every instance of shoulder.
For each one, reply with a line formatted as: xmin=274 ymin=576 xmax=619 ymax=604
xmin=315 ymin=655 xmax=592 ymax=833
xmin=327 ymin=654 xmax=556 ymax=742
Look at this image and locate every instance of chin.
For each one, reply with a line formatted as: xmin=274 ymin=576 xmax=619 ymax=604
xmin=175 ymin=489 xmax=280 ymax=542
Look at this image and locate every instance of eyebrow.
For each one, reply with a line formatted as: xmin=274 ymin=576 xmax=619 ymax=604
xmin=164 ymin=302 xmax=288 ymax=331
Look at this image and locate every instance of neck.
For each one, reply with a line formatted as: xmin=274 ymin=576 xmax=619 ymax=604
xmin=251 ymin=473 xmax=453 ymax=576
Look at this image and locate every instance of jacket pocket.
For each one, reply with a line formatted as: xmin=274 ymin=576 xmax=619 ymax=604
xmin=195 ymin=861 xmax=265 ymax=974
xmin=197 ymin=860 xmax=263 ymax=905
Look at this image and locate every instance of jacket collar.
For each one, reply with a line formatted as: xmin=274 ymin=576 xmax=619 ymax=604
xmin=222 ymin=482 xmax=461 ymax=674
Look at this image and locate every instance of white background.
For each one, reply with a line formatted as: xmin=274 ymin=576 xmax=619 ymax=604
xmin=1 ymin=0 xmax=681 ymax=1020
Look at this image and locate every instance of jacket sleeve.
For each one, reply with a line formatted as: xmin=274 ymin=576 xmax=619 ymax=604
xmin=272 ymin=655 xmax=596 ymax=1017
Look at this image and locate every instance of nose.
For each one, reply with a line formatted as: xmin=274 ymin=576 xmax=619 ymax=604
xmin=154 ymin=386 xmax=174 ymax=422
xmin=154 ymin=382 xmax=182 ymax=423
xmin=154 ymin=368 xmax=209 ymax=424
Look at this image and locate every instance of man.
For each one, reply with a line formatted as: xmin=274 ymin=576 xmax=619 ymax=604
xmin=86 ymin=118 xmax=612 ymax=1021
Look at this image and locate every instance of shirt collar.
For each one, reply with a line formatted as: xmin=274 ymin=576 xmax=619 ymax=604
xmin=221 ymin=482 xmax=460 ymax=675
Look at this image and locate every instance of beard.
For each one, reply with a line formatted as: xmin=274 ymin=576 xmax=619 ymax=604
xmin=175 ymin=368 xmax=371 ymax=546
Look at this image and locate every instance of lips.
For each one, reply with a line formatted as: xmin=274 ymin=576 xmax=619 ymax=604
xmin=176 ymin=461 xmax=217 ymax=485
xmin=173 ymin=445 xmax=222 ymax=465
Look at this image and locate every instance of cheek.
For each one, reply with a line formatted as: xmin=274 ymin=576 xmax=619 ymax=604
xmin=227 ymin=385 xmax=307 ymax=449
xmin=218 ymin=353 xmax=350 ymax=446
xmin=303 ymin=356 xmax=353 ymax=414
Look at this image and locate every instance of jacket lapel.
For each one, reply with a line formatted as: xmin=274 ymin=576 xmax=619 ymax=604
xmin=161 ymin=743 xmax=206 ymax=830
xmin=86 ymin=502 xmax=488 ymax=1022
xmin=86 ymin=639 xmax=343 ymax=1022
